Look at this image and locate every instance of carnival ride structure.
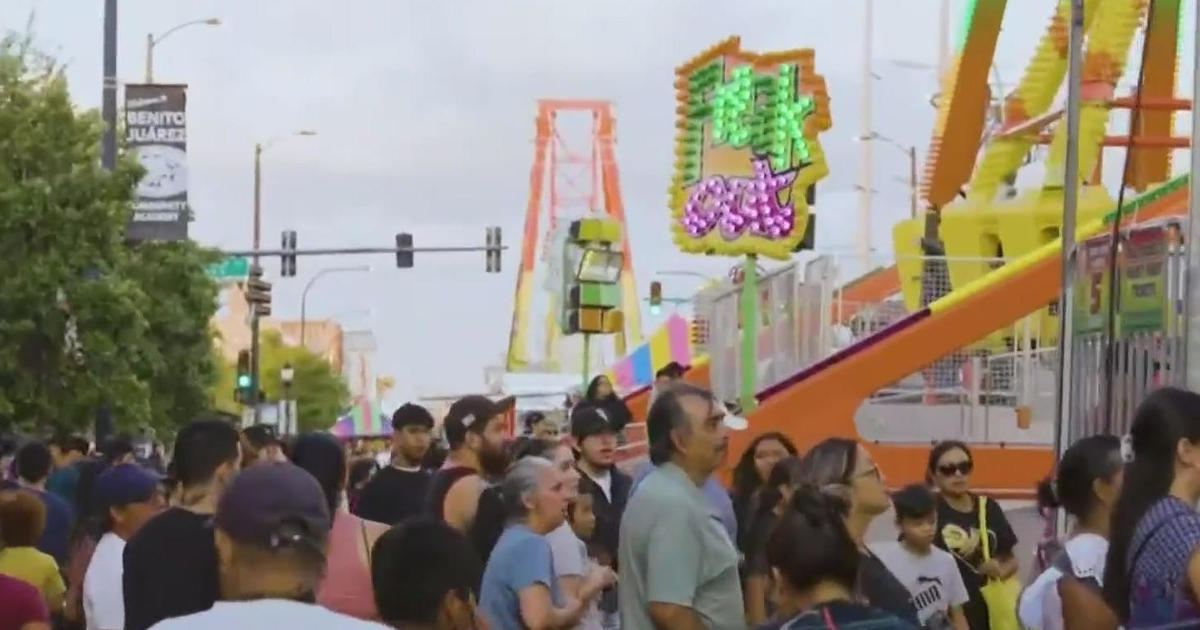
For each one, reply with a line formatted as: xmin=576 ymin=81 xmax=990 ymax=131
xmin=695 ymin=0 xmax=1189 ymax=492
xmin=506 ymin=101 xmax=643 ymax=376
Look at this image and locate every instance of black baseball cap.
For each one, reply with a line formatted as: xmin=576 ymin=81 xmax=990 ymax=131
xmin=214 ymin=463 xmax=331 ymax=552
xmin=571 ymin=405 xmax=618 ymax=440
xmin=242 ymin=425 xmax=280 ymax=449
xmin=392 ymin=403 xmax=435 ymax=431
xmin=443 ymin=395 xmax=515 ymax=448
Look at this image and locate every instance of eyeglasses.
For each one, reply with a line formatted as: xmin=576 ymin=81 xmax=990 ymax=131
xmin=937 ymin=461 xmax=973 ymax=477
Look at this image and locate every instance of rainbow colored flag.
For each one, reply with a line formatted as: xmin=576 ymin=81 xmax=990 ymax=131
xmin=603 ymin=314 xmax=693 ymax=395
xmin=329 ymin=398 xmax=389 ymax=437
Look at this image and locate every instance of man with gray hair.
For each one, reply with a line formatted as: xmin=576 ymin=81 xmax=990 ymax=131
xmin=618 ymin=383 xmax=747 ymax=630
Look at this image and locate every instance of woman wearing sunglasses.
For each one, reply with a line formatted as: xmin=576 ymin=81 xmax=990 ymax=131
xmin=928 ymin=441 xmax=1019 ymax=630
xmin=796 ymin=438 xmax=920 ymax=626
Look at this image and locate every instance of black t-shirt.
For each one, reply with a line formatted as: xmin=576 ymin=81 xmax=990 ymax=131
xmin=123 ymin=507 xmax=219 ymax=630
xmin=352 ymin=466 xmax=431 ymax=525
xmin=859 ymin=549 xmax=921 ymax=626
xmin=744 ymin=509 xmax=778 ymax=576
xmin=753 ymin=601 xmax=917 ymax=630
xmin=933 ymin=495 xmax=1017 ymax=630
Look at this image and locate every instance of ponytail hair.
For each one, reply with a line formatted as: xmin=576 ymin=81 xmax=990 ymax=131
xmin=1103 ymin=388 xmax=1200 ymax=622
xmin=766 ymin=484 xmax=859 ymax=593
xmin=1049 ymin=434 xmax=1122 ymax=518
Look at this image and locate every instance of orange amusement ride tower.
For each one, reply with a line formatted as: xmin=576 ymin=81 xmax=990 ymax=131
xmin=506 ymin=100 xmax=642 ymax=374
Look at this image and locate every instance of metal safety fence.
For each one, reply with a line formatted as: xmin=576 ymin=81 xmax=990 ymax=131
xmin=1064 ymin=219 xmax=1186 ymax=443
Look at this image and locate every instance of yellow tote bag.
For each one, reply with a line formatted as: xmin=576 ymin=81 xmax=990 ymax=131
xmin=979 ymin=496 xmax=1022 ymax=630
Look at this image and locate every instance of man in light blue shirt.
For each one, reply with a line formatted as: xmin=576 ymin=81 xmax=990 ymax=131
xmin=619 ymin=382 xmax=747 ymax=630
xmin=630 ymin=460 xmax=737 ymax=543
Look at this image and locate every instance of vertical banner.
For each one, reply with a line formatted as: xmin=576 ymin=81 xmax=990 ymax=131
xmin=1119 ymin=224 xmax=1169 ymax=335
xmin=1073 ymin=235 xmax=1112 ymax=335
xmin=124 ymin=84 xmax=189 ymax=241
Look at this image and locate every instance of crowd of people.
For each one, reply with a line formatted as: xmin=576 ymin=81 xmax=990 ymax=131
xmin=6 ymin=378 xmax=1200 ymax=629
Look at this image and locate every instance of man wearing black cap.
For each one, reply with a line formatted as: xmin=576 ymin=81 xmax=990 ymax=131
xmin=148 ymin=463 xmax=388 ymax=629
xmin=572 ymin=404 xmax=631 ymax=572
xmin=425 ymin=395 xmax=513 ymax=534
xmin=353 ymin=403 xmax=435 ymax=525
xmin=240 ymin=425 xmax=286 ymax=468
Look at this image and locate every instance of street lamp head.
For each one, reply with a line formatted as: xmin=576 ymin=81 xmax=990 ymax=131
xmin=281 ymin=363 xmax=295 ymax=386
xmin=295 ymin=130 xmax=318 ymax=137
xmin=204 ymin=18 xmax=222 ymax=25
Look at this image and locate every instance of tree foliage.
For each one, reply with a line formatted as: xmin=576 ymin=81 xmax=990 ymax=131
xmin=0 ymin=35 xmax=220 ymax=434
xmin=211 ymin=330 xmax=350 ymax=433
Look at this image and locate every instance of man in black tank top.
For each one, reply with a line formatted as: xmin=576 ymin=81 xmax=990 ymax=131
xmin=426 ymin=395 xmax=514 ymax=535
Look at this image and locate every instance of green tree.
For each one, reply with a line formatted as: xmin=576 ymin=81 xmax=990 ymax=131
xmin=0 ymin=36 xmax=221 ymax=434
xmin=211 ymin=330 xmax=350 ymax=433
xmin=123 ymin=242 xmax=222 ymax=429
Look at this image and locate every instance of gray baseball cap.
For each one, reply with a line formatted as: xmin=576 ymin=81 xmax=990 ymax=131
xmin=214 ymin=463 xmax=331 ymax=552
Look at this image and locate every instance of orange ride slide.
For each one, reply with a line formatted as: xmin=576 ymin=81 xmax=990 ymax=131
xmin=727 ymin=181 xmax=1189 ymax=494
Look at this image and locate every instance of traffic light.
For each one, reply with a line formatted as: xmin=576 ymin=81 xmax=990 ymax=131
xmin=649 ymin=280 xmax=663 ymax=315
xmin=486 ymin=226 xmax=502 ymax=273
xmin=235 ymin=350 xmax=252 ymax=403
xmin=560 ymin=218 xmax=624 ymax=335
xmin=281 ymin=230 xmax=297 ymax=277
xmin=395 ymin=233 xmax=413 ymax=268
xmin=245 ymin=265 xmax=272 ymax=317
xmin=690 ymin=317 xmax=708 ymax=349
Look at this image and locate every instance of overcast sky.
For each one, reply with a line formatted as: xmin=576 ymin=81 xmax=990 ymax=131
xmin=2 ymin=1 xmax=1194 ymax=407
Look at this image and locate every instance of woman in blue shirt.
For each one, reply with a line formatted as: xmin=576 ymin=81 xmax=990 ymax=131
xmin=479 ymin=457 xmax=613 ymax=630
xmin=1103 ymin=387 xmax=1200 ymax=628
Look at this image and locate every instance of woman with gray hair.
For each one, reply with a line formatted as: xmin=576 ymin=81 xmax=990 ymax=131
xmin=479 ymin=456 xmax=614 ymax=630
xmin=796 ymin=437 xmax=920 ymax=626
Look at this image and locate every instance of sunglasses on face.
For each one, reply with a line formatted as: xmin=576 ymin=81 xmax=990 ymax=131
xmin=937 ymin=461 xmax=973 ymax=477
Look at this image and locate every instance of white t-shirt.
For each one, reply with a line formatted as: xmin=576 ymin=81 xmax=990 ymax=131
xmin=1018 ymin=533 xmax=1108 ymax=630
xmin=84 ymin=532 xmax=126 ymax=630
xmin=148 ymin=599 xmax=390 ymax=630
xmin=869 ymin=541 xmax=968 ymax=629
xmin=546 ymin=523 xmax=603 ymax=630
xmin=583 ymin=468 xmax=612 ymax=502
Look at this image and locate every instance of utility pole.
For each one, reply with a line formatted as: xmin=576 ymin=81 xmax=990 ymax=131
xmin=909 ymin=145 xmax=918 ymax=220
xmin=857 ymin=0 xmax=875 ymax=273
xmin=102 ymin=0 xmax=117 ymax=170
xmin=1185 ymin=0 xmax=1200 ymax=391
xmin=1053 ymin=0 xmax=1084 ymax=520
xmin=938 ymin=0 xmax=951 ymax=76
xmin=96 ymin=0 xmax=118 ymax=445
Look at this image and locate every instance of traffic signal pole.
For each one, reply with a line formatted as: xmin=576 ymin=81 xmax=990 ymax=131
xmin=228 ymin=232 xmax=505 ymax=425
xmin=250 ymin=145 xmax=263 ymax=423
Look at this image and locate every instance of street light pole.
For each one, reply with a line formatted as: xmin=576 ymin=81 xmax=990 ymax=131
xmin=300 ymin=266 xmax=371 ymax=347
xmin=858 ymin=132 xmax=918 ymax=220
xmin=144 ymin=18 xmax=221 ymax=83
xmin=249 ymin=131 xmax=316 ymax=423
xmin=281 ymin=363 xmax=295 ymax=434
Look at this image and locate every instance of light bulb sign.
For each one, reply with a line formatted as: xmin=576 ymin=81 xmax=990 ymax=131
xmin=669 ymin=37 xmax=831 ymax=260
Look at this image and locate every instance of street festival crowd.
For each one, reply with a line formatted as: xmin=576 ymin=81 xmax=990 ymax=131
xmin=5 ymin=367 xmax=1200 ymax=629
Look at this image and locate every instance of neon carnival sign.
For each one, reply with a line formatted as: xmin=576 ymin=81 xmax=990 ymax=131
xmin=669 ymin=37 xmax=831 ymax=259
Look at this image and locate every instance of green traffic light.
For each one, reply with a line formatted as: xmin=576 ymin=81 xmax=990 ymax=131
xmin=237 ymin=374 xmax=251 ymax=388
xmin=649 ymin=304 xmax=662 ymax=315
